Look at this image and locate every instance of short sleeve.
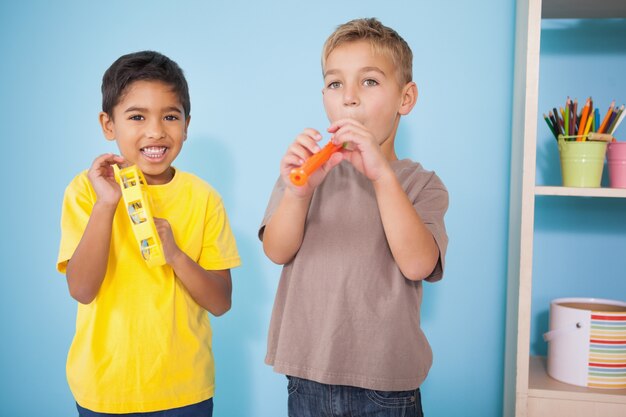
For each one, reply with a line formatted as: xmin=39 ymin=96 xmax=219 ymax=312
xmin=197 ymin=195 xmax=241 ymax=271
xmin=408 ymin=171 xmax=449 ymax=282
xmin=57 ymin=173 xmax=95 ymax=274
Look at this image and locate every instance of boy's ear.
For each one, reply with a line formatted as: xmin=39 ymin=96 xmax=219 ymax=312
xmin=183 ymin=115 xmax=191 ymax=141
xmin=99 ymin=112 xmax=116 ymax=141
xmin=399 ymin=82 xmax=418 ymax=116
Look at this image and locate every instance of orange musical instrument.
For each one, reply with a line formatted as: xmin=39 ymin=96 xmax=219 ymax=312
xmin=289 ymin=141 xmax=343 ymax=186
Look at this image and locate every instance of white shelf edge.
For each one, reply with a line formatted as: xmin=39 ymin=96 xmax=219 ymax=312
xmin=542 ymin=0 xmax=626 ymax=19
xmin=528 ymin=356 xmax=626 ymax=404
xmin=535 ymin=185 xmax=626 ymax=198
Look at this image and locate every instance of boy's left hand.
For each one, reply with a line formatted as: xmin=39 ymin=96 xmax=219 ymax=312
xmin=154 ymin=217 xmax=183 ymax=265
xmin=328 ymin=119 xmax=391 ymax=182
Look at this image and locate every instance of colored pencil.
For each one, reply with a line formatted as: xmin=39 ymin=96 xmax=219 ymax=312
xmin=583 ymin=110 xmax=594 ymax=137
xmin=552 ymin=107 xmax=562 ymax=133
xmin=543 ymin=114 xmax=558 ymax=140
xmin=609 ymin=105 xmax=625 ymax=135
xmin=598 ymin=100 xmax=616 ymax=133
xmin=576 ymin=98 xmax=590 ymax=141
xmin=572 ymin=99 xmax=578 ymax=135
xmin=545 ymin=98 xmax=624 ymax=143
xmin=550 ymin=111 xmax=563 ymax=135
xmin=606 ymin=107 xmax=619 ymax=134
xmin=564 ymin=98 xmax=570 ymax=136
xmin=548 ymin=111 xmax=556 ymax=133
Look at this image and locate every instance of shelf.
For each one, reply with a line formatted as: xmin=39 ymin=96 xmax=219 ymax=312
xmin=505 ymin=1 xmax=626 ymax=415
xmin=535 ymin=186 xmax=626 ymax=198
xmin=542 ymin=0 xmax=626 ymax=19
xmin=529 ymin=356 xmax=626 ymax=404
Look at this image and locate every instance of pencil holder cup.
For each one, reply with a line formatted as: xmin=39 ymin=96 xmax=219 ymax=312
xmin=607 ymin=142 xmax=626 ymax=188
xmin=558 ymin=138 xmax=607 ymax=187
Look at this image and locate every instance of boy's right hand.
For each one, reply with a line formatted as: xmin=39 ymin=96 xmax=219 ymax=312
xmin=87 ymin=153 xmax=126 ymax=208
xmin=280 ymin=128 xmax=343 ymax=197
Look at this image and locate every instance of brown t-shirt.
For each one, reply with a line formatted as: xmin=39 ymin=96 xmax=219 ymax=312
xmin=259 ymin=160 xmax=448 ymax=391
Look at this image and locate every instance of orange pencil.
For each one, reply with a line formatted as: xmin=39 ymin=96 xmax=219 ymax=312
xmin=290 ymin=141 xmax=343 ymax=186
xmin=583 ymin=111 xmax=594 ymax=138
xmin=598 ymin=100 xmax=616 ymax=133
xmin=576 ymin=98 xmax=590 ymax=141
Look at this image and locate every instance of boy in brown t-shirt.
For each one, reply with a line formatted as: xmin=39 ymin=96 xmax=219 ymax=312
xmin=259 ymin=18 xmax=448 ymax=417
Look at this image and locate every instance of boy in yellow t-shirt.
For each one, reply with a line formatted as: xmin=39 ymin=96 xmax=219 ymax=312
xmin=57 ymin=50 xmax=240 ymax=416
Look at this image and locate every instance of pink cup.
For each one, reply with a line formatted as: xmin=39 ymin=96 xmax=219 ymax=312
xmin=607 ymin=142 xmax=626 ymax=188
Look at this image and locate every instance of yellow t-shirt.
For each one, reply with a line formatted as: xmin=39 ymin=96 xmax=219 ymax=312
xmin=57 ymin=169 xmax=241 ymax=413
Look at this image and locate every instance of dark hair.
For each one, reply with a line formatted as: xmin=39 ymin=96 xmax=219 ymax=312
xmin=101 ymin=50 xmax=190 ymax=118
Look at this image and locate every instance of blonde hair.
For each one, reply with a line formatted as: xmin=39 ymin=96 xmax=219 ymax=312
xmin=322 ymin=18 xmax=413 ymax=85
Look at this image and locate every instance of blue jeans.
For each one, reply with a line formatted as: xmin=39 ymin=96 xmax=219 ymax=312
xmin=287 ymin=376 xmax=424 ymax=417
xmin=76 ymin=398 xmax=213 ymax=417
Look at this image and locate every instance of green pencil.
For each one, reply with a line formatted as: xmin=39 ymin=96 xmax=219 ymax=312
xmin=543 ymin=113 xmax=558 ymax=140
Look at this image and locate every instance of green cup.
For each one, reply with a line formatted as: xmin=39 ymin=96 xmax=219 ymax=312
xmin=558 ymin=138 xmax=607 ymax=188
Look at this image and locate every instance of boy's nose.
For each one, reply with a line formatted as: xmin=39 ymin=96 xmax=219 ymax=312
xmin=343 ymin=88 xmax=359 ymax=107
xmin=146 ymin=120 xmax=166 ymax=139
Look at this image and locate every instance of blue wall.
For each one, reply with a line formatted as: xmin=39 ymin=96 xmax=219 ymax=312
xmin=531 ymin=19 xmax=626 ymax=357
xmin=0 ymin=1 xmax=515 ymax=416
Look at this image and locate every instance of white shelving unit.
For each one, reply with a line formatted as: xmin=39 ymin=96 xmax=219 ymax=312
xmin=504 ymin=1 xmax=626 ymax=416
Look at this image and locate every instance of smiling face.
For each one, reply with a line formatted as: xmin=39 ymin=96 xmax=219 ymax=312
xmin=99 ymin=80 xmax=190 ymax=185
xmin=322 ymin=40 xmax=417 ymax=159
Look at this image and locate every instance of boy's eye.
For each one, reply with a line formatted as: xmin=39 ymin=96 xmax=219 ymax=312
xmin=363 ymin=79 xmax=379 ymax=87
xmin=129 ymin=115 xmax=144 ymax=121
xmin=164 ymin=115 xmax=179 ymax=121
xmin=327 ymin=81 xmax=341 ymax=89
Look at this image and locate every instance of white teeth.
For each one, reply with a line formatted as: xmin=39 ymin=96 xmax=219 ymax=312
xmin=141 ymin=147 xmax=167 ymax=158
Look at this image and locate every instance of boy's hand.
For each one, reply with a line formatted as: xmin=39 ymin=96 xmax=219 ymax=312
xmin=154 ymin=217 xmax=232 ymax=315
xmin=281 ymin=128 xmax=343 ymax=195
xmin=154 ymin=217 xmax=184 ymax=266
xmin=328 ymin=119 xmax=392 ymax=182
xmin=87 ymin=153 xmax=126 ymax=207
